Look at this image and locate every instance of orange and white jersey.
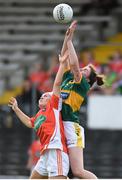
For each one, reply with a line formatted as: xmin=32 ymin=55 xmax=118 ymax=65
xmin=30 ymin=94 xmax=67 ymax=155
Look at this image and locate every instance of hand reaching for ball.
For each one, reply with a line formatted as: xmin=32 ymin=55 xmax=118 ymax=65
xmin=65 ymin=20 xmax=77 ymax=41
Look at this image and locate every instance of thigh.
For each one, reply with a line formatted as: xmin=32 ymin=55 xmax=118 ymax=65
xmin=47 ymin=149 xmax=69 ymax=178
xmin=32 ymin=153 xmax=48 ymax=177
xmin=30 ymin=170 xmax=48 ymax=179
xmin=63 ymin=121 xmax=85 ymax=148
xmin=68 ymin=147 xmax=84 ymax=171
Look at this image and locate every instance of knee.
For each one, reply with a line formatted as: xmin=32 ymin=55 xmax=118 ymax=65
xmin=72 ymin=168 xmax=97 ymax=179
xmin=72 ymin=168 xmax=84 ymax=177
xmin=29 ymin=171 xmax=37 ymax=179
xmin=29 ymin=173 xmax=34 ymax=179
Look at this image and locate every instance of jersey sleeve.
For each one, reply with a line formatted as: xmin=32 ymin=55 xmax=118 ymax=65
xmin=30 ymin=116 xmax=36 ymax=128
xmin=50 ymin=94 xmax=62 ymax=111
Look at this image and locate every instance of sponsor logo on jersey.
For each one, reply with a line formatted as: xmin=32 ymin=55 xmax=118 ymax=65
xmin=34 ymin=115 xmax=46 ymax=131
xmin=60 ymin=92 xmax=69 ymax=100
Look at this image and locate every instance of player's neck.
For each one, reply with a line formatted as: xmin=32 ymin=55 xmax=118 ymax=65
xmin=42 ymin=107 xmax=46 ymax=111
xmin=40 ymin=105 xmax=46 ymax=111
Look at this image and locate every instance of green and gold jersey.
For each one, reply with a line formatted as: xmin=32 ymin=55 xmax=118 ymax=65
xmin=61 ymin=70 xmax=90 ymax=124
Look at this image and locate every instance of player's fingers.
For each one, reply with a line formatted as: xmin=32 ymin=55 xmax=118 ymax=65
xmin=64 ymin=54 xmax=69 ymax=61
xmin=59 ymin=51 xmax=68 ymax=62
xmin=58 ymin=54 xmax=61 ymax=60
xmin=11 ymin=97 xmax=15 ymax=101
xmin=9 ymin=97 xmax=14 ymax=103
xmin=9 ymin=100 xmax=16 ymax=106
xmin=73 ymin=20 xmax=77 ymax=25
xmin=64 ymin=50 xmax=69 ymax=58
xmin=72 ymin=23 xmax=77 ymax=29
xmin=8 ymin=104 xmax=13 ymax=107
xmin=67 ymin=24 xmax=77 ymax=37
xmin=70 ymin=20 xmax=77 ymax=29
xmin=70 ymin=23 xmax=77 ymax=32
xmin=58 ymin=54 xmax=63 ymax=62
xmin=8 ymin=100 xmax=12 ymax=104
xmin=62 ymin=51 xmax=69 ymax=61
xmin=11 ymin=98 xmax=16 ymax=103
xmin=9 ymin=99 xmax=14 ymax=104
xmin=66 ymin=28 xmax=70 ymax=36
xmin=10 ymin=97 xmax=15 ymax=101
xmin=8 ymin=102 xmax=13 ymax=106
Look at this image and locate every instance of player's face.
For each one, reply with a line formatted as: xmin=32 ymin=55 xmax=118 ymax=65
xmin=39 ymin=93 xmax=51 ymax=107
xmin=80 ymin=66 xmax=91 ymax=78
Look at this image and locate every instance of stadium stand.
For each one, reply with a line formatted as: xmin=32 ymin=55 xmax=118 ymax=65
xmin=84 ymin=130 xmax=122 ymax=178
xmin=0 ymin=126 xmax=31 ymax=176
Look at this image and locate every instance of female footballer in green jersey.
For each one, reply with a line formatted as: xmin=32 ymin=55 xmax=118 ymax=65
xmin=60 ymin=21 xmax=104 ymax=179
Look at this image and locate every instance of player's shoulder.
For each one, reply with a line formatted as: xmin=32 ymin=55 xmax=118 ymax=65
xmin=50 ymin=94 xmax=62 ymax=111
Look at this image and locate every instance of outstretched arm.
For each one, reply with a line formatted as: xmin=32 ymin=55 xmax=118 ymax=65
xmin=61 ymin=20 xmax=77 ymax=70
xmin=67 ymin=40 xmax=81 ymax=82
xmin=8 ymin=97 xmax=32 ymax=128
xmin=53 ymin=51 xmax=69 ymax=97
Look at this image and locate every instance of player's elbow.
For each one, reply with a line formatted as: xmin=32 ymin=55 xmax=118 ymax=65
xmin=27 ymin=120 xmax=33 ymax=128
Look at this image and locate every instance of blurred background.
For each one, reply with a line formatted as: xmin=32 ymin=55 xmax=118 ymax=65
xmin=0 ymin=0 xmax=122 ymax=178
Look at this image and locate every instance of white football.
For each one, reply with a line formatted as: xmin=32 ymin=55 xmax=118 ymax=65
xmin=53 ymin=3 xmax=73 ymax=24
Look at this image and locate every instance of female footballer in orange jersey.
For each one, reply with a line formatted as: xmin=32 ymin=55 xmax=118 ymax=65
xmin=60 ymin=21 xmax=104 ymax=179
xmin=8 ymin=51 xmax=70 ymax=179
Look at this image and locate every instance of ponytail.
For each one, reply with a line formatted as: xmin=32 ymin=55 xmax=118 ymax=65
xmin=96 ymin=75 xmax=104 ymax=86
xmin=88 ymin=64 xmax=105 ymax=87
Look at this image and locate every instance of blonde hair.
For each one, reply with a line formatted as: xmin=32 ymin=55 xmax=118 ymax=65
xmin=41 ymin=92 xmax=53 ymax=98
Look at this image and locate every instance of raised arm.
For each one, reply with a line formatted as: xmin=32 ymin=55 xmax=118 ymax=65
xmin=53 ymin=51 xmax=69 ymax=97
xmin=61 ymin=20 xmax=77 ymax=70
xmin=8 ymin=97 xmax=32 ymax=128
xmin=67 ymin=40 xmax=81 ymax=82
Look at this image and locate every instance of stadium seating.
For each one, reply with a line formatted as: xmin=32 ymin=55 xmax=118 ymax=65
xmin=0 ymin=0 xmax=114 ymax=65
xmin=93 ymin=32 xmax=122 ymax=63
xmin=0 ymin=0 xmax=96 ymax=95
xmin=0 ymin=125 xmax=31 ymax=176
xmin=0 ymin=0 xmax=119 ymax=99
xmin=84 ymin=130 xmax=122 ymax=178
